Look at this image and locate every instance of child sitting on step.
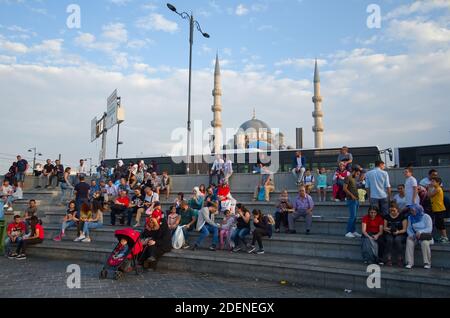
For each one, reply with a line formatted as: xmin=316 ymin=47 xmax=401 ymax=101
xmin=219 ymin=210 xmax=237 ymax=250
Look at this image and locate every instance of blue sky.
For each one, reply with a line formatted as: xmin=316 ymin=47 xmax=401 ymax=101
xmin=0 ymin=0 xmax=449 ymax=170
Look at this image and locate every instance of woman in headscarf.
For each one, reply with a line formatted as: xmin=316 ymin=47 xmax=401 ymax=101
xmin=188 ymin=187 xmax=204 ymax=210
xmin=139 ymin=217 xmax=172 ymax=270
xmin=405 ymin=204 xmax=433 ymax=269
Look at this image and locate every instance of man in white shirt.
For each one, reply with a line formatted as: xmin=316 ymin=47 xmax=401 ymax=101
xmin=209 ymin=155 xmax=224 ymax=185
xmin=365 ymin=160 xmax=391 ymax=216
xmin=223 ymin=156 xmax=233 ymax=183
xmin=404 ymin=168 xmax=420 ymax=205
xmin=76 ymin=159 xmax=88 ymax=185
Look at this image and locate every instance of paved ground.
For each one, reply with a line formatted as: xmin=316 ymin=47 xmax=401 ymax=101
xmin=0 ymin=257 xmax=370 ymax=298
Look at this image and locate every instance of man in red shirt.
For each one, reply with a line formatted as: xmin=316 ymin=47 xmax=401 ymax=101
xmin=5 ymin=215 xmax=26 ymax=259
xmin=111 ymin=190 xmax=130 ymax=226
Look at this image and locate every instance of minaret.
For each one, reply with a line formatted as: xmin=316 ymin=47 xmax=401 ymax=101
xmin=312 ymin=59 xmax=324 ymax=149
xmin=211 ymin=53 xmax=223 ymax=154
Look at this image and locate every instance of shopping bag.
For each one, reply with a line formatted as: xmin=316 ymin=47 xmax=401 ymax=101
xmin=172 ymin=226 xmax=185 ymax=250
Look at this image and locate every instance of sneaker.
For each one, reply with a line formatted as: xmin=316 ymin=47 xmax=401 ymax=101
xmin=133 ymin=223 xmax=140 ymax=228
xmin=82 ymin=237 xmax=91 ymax=243
xmin=424 ymin=264 xmax=431 ymax=269
xmin=345 ymin=232 xmax=356 ymax=238
xmin=182 ymin=244 xmax=190 ymax=250
xmin=247 ymin=245 xmax=257 ymax=254
xmin=8 ymin=253 xmax=18 ymax=260
xmin=256 ymin=249 xmax=265 ymax=255
xmin=275 ymin=229 xmax=280 ymax=233
xmin=209 ymin=245 xmax=216 ymax=251
xmin=74 ymin=235 xmax=85 ymax=242
xmin=378 ymin=261 xmax=384 ymax=266
xmin=16 ymin=254 xmax=27 ymax=260
xmin=53 ymin=235 xmax=62 ymax=242
xmin=232 ymin=247 xmax=242 ymax=253
xmin=352 ymin=232 xmax=362 ymax=238
xmin=439 ymin=237 xmax=449 ymax=244
xmin=405 ymin=264 xmax=413 ymax=269
xmin=7 ymin=207 xmax=13 ymax=212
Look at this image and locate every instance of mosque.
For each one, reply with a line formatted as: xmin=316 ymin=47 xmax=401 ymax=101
xmin=210 ymin=54 xmax=324 ymax=154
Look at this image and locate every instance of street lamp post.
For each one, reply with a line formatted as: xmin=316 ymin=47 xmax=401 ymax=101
xmin=167 ymin=3 xmax=210 ymax=175
xmin=28 ymin=147 xmax=42 ymax=171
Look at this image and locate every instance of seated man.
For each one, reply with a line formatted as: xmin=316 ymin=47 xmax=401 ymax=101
xmin=110 ymin=190 xmax=130 ymax=226
xmin=159 ymin=171 xmax=172 ymax=201
xmin=0 ymin=179 xmax=14 ymax=212
xmin=4 ymin=215 xmax=26 ymax=259
xmin=288 ymin=186 xmax=314 ymax=235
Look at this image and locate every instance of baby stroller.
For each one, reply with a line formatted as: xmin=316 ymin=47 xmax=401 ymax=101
xmin=99 ymin=228 xmax=143 ymax=280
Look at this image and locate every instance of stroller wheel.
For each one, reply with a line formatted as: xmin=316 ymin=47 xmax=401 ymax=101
xmin=114 ymin=271 xmax=123 ymax=280
xmin=99 ymin=269 xmax=108 ymax=279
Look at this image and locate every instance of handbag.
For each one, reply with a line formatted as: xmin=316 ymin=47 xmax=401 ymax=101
xmin=419 ymin=233 xmax=433 ymax=241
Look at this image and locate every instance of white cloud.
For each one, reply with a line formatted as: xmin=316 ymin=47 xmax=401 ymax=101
xmin=74 ymin=32 xmax=117 ymax=52
xmin=109 ymin=0 xmax=131 ymax=6
xmin=0 ymin=38 xmax=28 ymax=53
xmin=136 ymin=13 xmax=178 ymax=33
xmin=275 ymin=58 xmax=327 ymax=69
xmin=386 ymin=0 xmax=450 ymax=19
xmin=102 ymin=23 xmax=128 ymax=43
xmin=235 ymin=4 xmax=249 ymax=16
xmin=0 ymin=55 xmax=16 ymax=63
xmin=388 ymin=19 xmax=450 ymax=47
xmin=133 ymin=63 xmax=157 ymax=74
xmin=32 ymin=39 xmax=64 ymax=55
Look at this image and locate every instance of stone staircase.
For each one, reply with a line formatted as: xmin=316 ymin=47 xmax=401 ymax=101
xmin=9 ymin=183 xmax=450 ymax=298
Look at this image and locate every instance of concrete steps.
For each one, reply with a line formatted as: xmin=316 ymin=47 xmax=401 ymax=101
xmin=26 ymin=240 xmax=450 ymax=298
xmin=41 ymin=223 xmax=450 ymax=270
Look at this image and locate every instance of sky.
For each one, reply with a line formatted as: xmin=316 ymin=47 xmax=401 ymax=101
xmin=0 ymin=0 xmax=449 ymax=171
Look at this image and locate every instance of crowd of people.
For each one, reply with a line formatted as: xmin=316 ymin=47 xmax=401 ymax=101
xmin=2 ymin=149 xmax=450 ymax=271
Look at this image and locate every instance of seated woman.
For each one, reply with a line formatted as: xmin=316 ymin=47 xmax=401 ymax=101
xmin=405 ymin=204 xmax=433 ymax=269
xmin=217 ymin=180 xmax=236 ymax=214
xmin=333 ymin=163 xmax=350 ymax=202
xmin=188 ymin=187 xmax=204 ymax=210
xmin=383 ymin=204 xmax=407 ymax=266
xmin=231 ymin=204 xmax=252 ymax=253
xmin=77 ymin=200 xmax=104 ymax=243
xmin=167 ymin=205 xmax=181 ymax=236
xmin=248 ymin=209 xmax=273 ymax=255
xmin=20 ymin=216 xmax=44 ymax=259
xmin=54 ymin=201 xmax=79 ymax=241
xmin=74 ymin=203 xmax=92 ymax=242
xmin=274 ymin=190 xmax=293 ymax=233
xmin=361 ymin=206 xmax=384 ymax=265
xmin=139 ymin=217 xmax=172 ymax=270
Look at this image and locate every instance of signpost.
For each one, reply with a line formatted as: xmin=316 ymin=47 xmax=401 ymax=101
xmin=91 ymin=90 xmax=125 ymax=163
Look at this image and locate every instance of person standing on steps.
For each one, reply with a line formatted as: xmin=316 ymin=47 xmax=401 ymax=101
xmin=365 ymin=160 xmax=391 ymax=217
xmin=343 ymin=168 xmax=362 ymax=238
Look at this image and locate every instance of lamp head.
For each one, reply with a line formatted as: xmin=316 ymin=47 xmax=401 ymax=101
xmin=167 ymin=3 xmax=177 ymax=12
xmin=202 ymin=32 xmax=210 ymax=38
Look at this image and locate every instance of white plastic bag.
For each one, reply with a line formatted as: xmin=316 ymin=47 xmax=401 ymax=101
xmin=172 ymin=226 xmax=185 ymax=250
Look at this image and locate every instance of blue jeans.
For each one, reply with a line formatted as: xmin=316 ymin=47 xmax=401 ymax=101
xmin=61 ymin=220 xmax=77 ymax=233
xmin=369 ymin=198 xmax=389 ymax=217
xmin=182 ymin=226 xmax=193 ymax=242
xmin=195 ymin=224 xmax=219 ymax=247
xmin=4 ymin=237 xmax=24 ymax=255
xmin=346 ymin=199 xmax=359 ymax=234
xmin=83 ymin=222 xmax=103 ymax=237
xmin=60 ymin=183 xmax=74 ymax=204
xmin=231 ymin=227 xmax=250 ymax=247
